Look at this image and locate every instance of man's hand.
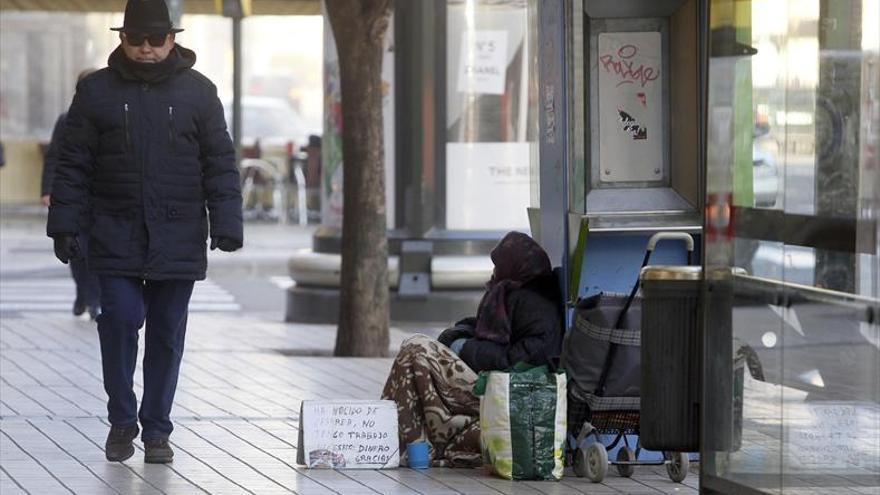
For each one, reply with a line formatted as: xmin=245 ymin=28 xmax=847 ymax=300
xmin=53 ymin=235 xmax=81 ymax=264
xmin=210 ymin=237 xmax=242 ymax=252
xmin=41 ymin=195 xmax=51 ymax=207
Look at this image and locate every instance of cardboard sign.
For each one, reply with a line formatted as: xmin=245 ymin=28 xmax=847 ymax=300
xmin=296 ymin=400 xmax=399 ymax=469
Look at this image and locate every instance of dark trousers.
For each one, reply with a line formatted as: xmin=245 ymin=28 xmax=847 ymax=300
xmin=70 ymin=235 xmax=100 ymax=308
xmin=97 ymin=276 xmax=194 ymax=441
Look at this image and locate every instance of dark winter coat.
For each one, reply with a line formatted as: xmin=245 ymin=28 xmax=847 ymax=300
xmin=454 ymin=275 xmax=564 ymax=373
xmin=42 ymin=113 xmax=67 ymax=196
xmin=46 ymin=45 xmax=242 ymax=280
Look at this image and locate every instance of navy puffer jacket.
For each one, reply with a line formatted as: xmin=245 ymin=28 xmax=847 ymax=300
xmin=47 ymin=44 xmax=242 ymax=280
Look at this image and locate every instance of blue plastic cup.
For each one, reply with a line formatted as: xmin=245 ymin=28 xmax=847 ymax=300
xmin=406 ymin=441 xmax=429 ymax=469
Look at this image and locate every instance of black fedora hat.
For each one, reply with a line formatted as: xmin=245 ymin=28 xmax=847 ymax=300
xmin=111 ymin=0 xmax=184 ymax=34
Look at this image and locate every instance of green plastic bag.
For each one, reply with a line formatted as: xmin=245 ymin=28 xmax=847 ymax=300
xmin=473 ymin=363 xmax=566 ymax=480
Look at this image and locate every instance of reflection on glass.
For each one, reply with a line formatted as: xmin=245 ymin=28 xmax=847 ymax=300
xmin=445 ymin=0 xmax=537 ymax=231
xmin=704 ymin=1 xmax=879 ymax=494
xmin=750 ymin=0 xmax=820 ymax=213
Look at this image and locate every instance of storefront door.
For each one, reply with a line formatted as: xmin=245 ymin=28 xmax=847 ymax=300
xmin=701 ymin=0 xmax=879 ymax=493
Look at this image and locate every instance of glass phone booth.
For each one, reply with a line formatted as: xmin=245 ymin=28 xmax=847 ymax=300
xmin=561 ymin=0 xmax=705 ymax=299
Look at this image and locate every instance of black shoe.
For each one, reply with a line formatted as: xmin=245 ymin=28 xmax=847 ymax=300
xmin=105 ymin=425 xmax=139 ymax=462
xmin=144 ymin=438 xmax=174 ymax=464
xmin=72 ymin=299 xmax=86 ymax=316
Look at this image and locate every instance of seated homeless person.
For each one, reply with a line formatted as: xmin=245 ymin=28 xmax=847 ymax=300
xmin=382 ymin=231 xmax=564 ymax=467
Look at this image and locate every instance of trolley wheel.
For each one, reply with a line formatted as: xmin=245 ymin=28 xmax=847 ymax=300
xmin=616 ymin=447 xmax=635 ymax=478
xmin=575 ymin=443 xmax=608 ymax=483
xmin=665 ymin=451 xmax=689 ymax=483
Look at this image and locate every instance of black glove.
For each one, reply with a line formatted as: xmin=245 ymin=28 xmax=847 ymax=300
xmin=438 ymin=321 xmax=475 ymax=347
xmin=210 ymin=236 xmax=242 ymax=252
xmin=53 ymin=235 xmax=81 ymax=264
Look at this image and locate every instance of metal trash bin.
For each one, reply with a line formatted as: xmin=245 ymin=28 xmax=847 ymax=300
xmin=639 ymin=265 xmax=702 ymax=452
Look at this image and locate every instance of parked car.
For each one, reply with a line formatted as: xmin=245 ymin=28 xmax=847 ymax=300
xmin=224 ymin=95 xmax=315 ymax=152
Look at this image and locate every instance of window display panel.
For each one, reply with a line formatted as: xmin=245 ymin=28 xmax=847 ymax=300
xmin=445 ymin=0 xmax=538 ymax=231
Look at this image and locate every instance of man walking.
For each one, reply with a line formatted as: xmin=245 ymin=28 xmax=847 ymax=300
xmin=47 ymin=0 xmax=243 ymax=464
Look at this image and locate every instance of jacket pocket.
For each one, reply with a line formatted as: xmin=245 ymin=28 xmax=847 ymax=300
xmin=165 ymin=202 xmax=208 ymax=260
xmin=90 ymin=212 xmax=133 ymax=260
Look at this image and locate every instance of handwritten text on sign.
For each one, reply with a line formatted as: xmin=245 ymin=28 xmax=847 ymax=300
xmin=789 ymin=404 xmax=877 ymax=468
xmin=297 ymin=400 xmax=399 ymax=469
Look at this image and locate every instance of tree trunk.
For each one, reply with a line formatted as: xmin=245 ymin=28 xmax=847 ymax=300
xmin=325 ymin=0 xmax=392 ymax=357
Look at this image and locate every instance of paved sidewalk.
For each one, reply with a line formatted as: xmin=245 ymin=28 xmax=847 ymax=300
xmin=0 ymin=311 xmax=700 ymax=495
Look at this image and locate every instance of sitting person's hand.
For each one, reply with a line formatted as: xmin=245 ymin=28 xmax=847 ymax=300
xmin=449 ymin=338 xmax=469 ymax=355
xmin=438 ymin=318 xmax=475 ymax=347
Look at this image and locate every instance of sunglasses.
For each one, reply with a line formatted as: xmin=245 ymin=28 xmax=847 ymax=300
xmin=122 ymin=32 xmax=170 ymax=47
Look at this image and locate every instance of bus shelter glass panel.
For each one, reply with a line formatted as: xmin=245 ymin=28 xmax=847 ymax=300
xmin=703 ymin=1 xmax=880 ymax=494
xmin=445 ymin=0 xmax=539 ymax=231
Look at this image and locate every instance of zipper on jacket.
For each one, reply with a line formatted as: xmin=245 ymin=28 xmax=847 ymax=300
xmin=168 ymin=106 xmax=174 ymax=149
xmin=123 ymin=103 xmax=131 ymax=150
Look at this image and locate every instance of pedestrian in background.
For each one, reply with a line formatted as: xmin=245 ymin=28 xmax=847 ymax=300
xmin=46 ymin=0 xmax=242 ymax=464
xmin=42 ymin=69 xmax=101 ymax=320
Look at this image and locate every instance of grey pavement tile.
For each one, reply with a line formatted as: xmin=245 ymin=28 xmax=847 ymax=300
xmin=850 ymin=488 xmax=880 ymax=495
xmin=376 ymin=474 xmax=461 ymax=495
xmin=0 ymin=325 xmax=42 ymax=350
xmin=12 ymin=350 xmax=84 ymax=386
xmin=7 ymin=478 xmax=72 ymax=494
xmin=1 ymin=400 xmax=20 ymax=417
xmin=557 ymin=481 xmax=621 ymax=495
xmin=184 ymin=388 xmax=274 ymax=418
xmin=60 ymin=481 xmax=120 ymax=494
xmin=295 ymin=468 xmax=384 ymax=494
xmin=417 ymin=469 xmax=507 ymax=495
xmin=172 ymin=389 xmax=238 ymax=418
xmin=468 ymin=477 xmax=552 ymax=495
xmin=1 ymin=377 xmax=90 ymax=417
xmin=338 ymin=469 xmax=422 ymax=495
xmin=0 ymin=382 xmax=55 ymax=416
xmin=0 ymin=481 xmax=29 ymax=495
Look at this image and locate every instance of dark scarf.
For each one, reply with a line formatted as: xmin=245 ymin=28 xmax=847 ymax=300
xmin=474 ymin=231 xmax=553 ymax=344
xmin=108 ymin=44 xmax=196 ymax=84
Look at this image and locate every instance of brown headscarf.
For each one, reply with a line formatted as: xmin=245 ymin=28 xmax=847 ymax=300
xmin=474 ymin=231 xmax=553 ymax=344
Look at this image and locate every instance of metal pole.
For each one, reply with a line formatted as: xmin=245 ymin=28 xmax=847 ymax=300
xmin=232 ymin=15 xmax=243 ymax=163
xmin=537 ymin=0 xmax=570 ymax=289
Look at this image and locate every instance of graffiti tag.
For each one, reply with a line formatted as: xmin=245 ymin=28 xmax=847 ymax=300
xmin=599 ymin=44 xmax=660 ymax=88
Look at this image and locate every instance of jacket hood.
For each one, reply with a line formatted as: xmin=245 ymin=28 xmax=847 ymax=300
xmin=108 ymin=43 xmax=196 ymax=83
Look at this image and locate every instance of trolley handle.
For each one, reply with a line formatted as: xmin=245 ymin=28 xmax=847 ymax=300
xmin=613 ymin=232 xmax=696 ymax=330
xmin=647 ymin=232 xmax=694 ymax=265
